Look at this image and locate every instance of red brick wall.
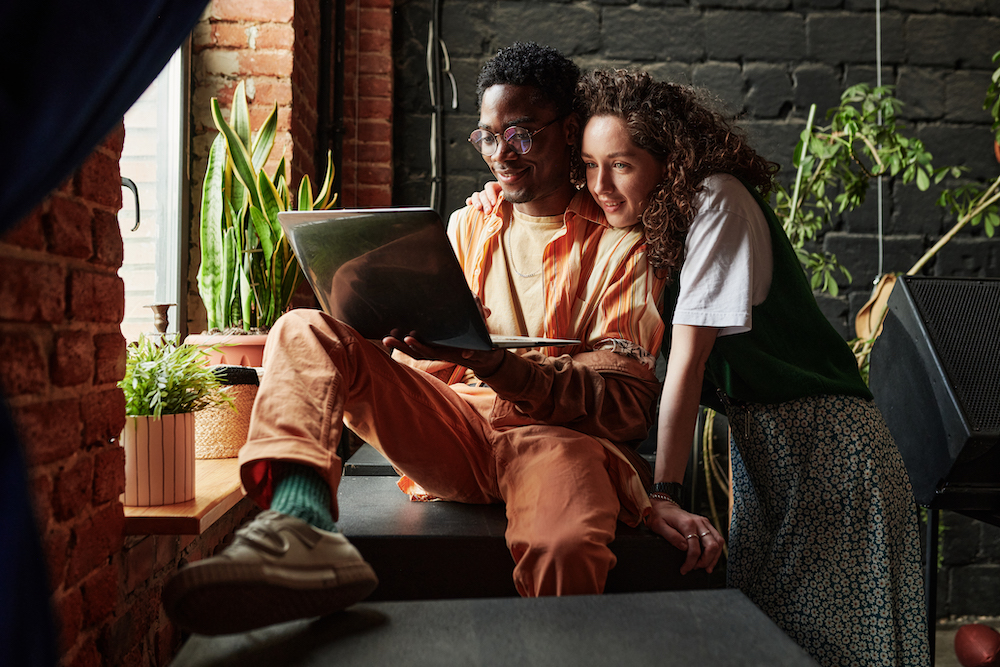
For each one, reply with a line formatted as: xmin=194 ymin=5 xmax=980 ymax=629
xmin=292 ymin=0 xmax=321 ymax=187
xmin=0 ymin=126 xmax=128 ymax=666
xmin=341 ymin=0 xmax=393 ymax=207
xmin=1 ymin=125 xmax=257 ymax=667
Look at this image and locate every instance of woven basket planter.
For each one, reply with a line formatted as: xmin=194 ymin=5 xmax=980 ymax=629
xmin=194 ymin=365 xmax=261 ymax=459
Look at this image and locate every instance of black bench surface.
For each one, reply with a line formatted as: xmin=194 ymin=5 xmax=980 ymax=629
xmin=336 ymin=474 xmax=721 ymax=601
xmin=171 ymin=589 xmax=817 ymax=666
xmin=342 ymin=442 xmax=397 ymax=476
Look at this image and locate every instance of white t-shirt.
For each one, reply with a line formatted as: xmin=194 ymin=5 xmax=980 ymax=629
xmin=672 ymin=174 xmax=773 ymax=337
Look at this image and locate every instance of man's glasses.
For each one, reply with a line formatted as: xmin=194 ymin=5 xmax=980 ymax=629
xmin=468 ymin=116 xmax=564 ymax=156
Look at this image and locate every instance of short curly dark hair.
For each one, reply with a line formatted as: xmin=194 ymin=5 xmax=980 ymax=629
xmin=576 ymin=69 xmax=779 ymax=279
xmin=476 ymin=42 xmax=580 ymax=117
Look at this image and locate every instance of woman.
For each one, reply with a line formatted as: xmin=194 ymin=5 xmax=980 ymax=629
xmin=472 ymin=69 xmax=930 ymax=667
xmin=584 ymin=69 xmax=929 ymax=667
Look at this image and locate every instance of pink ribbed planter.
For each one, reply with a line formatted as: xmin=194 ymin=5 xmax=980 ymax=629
xmin=121 ymin=413 xmax=196 ymax=506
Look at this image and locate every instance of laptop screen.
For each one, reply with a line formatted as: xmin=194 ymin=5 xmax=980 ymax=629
xmin=279 ymin=207 xmax=494 ymax=349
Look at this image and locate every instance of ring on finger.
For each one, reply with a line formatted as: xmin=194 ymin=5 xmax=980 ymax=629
xmin=685 ymin=534 xmax=697 ymax=539
xmin=699 ymin=531 xmax=710 ymax=538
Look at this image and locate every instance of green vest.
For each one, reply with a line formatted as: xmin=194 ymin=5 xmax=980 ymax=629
xmin=663 ymin=181 xmax=872 ymax=410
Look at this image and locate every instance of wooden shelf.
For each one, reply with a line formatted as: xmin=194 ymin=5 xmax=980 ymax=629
xmin=123 ymin=458 xmax=247 ymax=535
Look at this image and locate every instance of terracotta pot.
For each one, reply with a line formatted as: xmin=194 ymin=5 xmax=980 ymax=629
xmin=185 ymin=333 xmax=268 ymax=367
xmin=121 ymin=413 xmax=196 ymax=506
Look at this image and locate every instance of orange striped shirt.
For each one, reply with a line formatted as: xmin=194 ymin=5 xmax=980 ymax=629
xmin=447 ymin=190 xmax=666 ymax=362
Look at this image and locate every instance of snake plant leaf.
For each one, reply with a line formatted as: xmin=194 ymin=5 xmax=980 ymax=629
xmin=198 ymin=132 xmax=228 ymax=330
xmin=298 ymin=175 xmax=314 ymax=211
xmin=272 ymin=155 xmax=288 ymax=189
xmin=251 ymin=102 xmax=278 ymax=172
xmin=259 ymin=172 xmax=285 ymax=239
xmin=313 ymin=150 xmax=335 ymax=209
xmin=249 ymin=205 xmax=275 ymax=272
xmin=271 ymin=174 xmax=287 ymax=210
xmin=239 ymin=249 xmax=255 ymax=328
xmin=230 ymin=81 xmax=252 ymax=158
xmin=224 ymin=85 xmax=253 ymax=219
xmin=212 ymin=97 xmax=263 ymax=214
xmin=221 ymin=151 xmax=246 ymax=223
xmin=220 ymin=226 xmax=238 ymax=330
xmin=280 ymin=251 xmax=304 ymax=311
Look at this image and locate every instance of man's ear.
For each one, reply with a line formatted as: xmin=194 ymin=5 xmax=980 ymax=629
xmin=563 ymin=112 xmax=580 ymax=146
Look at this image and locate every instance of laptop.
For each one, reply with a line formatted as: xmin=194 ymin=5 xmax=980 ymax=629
xmin=277 ymin=207 xmax=580 ymax=351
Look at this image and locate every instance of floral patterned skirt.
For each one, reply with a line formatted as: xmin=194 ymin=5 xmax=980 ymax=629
xmin=725 ymin=394 xmax=930 ymax=667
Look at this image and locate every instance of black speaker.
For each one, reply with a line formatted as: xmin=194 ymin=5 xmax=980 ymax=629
xmin=869 ymin=276 xmax=1000 ymax=509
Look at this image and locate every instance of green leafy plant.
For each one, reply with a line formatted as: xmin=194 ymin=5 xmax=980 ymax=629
xmin=773 ymin=84 xmax=942 ymax=296
xmin=198 ymin=81 xmax=338 ymax=332
xmin=849 ymin=65 xmax=1000 ymax=371
xmin=118 ymin=335 xmax=233 ymax=417
xmin=985 ymin=50 xmax=1000 ymax=144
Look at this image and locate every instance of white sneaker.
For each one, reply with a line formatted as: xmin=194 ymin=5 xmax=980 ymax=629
xmin=163 ymin=510 xmax=378 ymax=635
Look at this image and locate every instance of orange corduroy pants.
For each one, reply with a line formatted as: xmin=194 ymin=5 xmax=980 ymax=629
xmin=239 ymin=309 xmax=623 ymax=596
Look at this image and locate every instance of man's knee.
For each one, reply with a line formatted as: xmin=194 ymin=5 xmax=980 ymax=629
xmin=270 ymin=308 xmax=336 ymax=336
xmin=267 ymin=309 xmax=362 ymax=354
xmin=511 ymin=527 xmax=616 ymax=596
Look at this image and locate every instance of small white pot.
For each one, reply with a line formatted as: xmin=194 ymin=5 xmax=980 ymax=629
xmin=121 ymin=413 xmax=196 ymax=506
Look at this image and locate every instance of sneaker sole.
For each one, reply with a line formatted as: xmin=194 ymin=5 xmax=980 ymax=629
xmin=163 ymin=558 xmax=378 ymax=635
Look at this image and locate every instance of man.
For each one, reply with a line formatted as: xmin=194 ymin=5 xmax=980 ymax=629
xmin=164 ymin=42 xmax=666 ymax=636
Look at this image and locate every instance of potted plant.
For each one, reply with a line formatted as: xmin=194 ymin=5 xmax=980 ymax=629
xmin=118 ymin=335 xmax=233 ymax=506
xmin=851 ymin=59 xmax=1000 ymax=363
xmin=772 ymin=83 xmax=941 ymax=297
xmin=189 ymin=80 xmax=338 ymax=366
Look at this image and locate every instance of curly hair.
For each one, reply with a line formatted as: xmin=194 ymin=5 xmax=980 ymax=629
xmin=477 ymin=42 xmax=580 ymax=118
xmin=576 ymin=69 xmax=778 ymax=279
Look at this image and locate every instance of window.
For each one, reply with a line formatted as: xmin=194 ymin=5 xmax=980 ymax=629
xmin=118 ymin=47 xmax=187 ymax=342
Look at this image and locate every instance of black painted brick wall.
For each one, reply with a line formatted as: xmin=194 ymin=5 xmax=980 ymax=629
xmin=391 ymin=0 xmax=1000 ymax=618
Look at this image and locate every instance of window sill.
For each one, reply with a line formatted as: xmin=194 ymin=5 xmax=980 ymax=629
xmin=123 ymin=458 xmax=247 ymax=535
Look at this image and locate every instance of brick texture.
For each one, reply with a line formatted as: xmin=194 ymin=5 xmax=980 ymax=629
xmin=0 ymin=107 xmax=262 ymax=667
xmin=53 ymin=329 xmax=95 ymax=387
xmin=0 ymin=333 xmax=48 ymax=396
xmin=2 ymin=206 xmax=47 ymax=250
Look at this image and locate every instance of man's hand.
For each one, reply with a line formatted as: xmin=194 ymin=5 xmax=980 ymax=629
xmin=647 ymin=499 xmax=724 ymax=575
xmin=383 ymin=334 xmax=506 ymax=378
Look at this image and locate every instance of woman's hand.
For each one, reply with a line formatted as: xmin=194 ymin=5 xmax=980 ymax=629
xmin=466 ymin=181 xmax=502 ymax=212
xmin=647 ymin=499 xmax=724 ymax=575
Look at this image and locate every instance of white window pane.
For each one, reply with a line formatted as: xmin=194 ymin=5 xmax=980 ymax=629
xmin=119 ymin=49 xmax=184 ymax=342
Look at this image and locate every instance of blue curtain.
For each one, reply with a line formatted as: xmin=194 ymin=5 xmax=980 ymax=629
xmin=0 ymin=2 xmax=208 ymax=664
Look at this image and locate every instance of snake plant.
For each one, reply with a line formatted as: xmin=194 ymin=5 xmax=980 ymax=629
xmin=197 ymin=81 xmax=337 ymax=331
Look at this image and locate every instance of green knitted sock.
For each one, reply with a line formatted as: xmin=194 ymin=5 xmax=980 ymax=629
xmin=270 ymin=462 xmax=338 ymax=533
